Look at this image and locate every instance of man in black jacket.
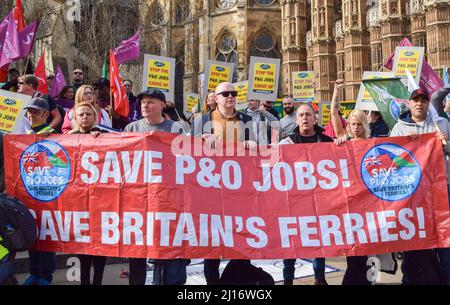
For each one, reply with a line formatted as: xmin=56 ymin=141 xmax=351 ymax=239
xmin=279 ymin=102 xmax=332 ymax=285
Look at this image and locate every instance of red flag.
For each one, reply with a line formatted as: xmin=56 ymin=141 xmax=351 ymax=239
xmin=0 ymin=66 xmax=8 ymax=82
xmin=13 ymin=0 xmax=25 ymax=31
xmin=109 ymin=50 xmax=129 ymax=118
xmin=34 ymin=51 xmax=48 ymax=94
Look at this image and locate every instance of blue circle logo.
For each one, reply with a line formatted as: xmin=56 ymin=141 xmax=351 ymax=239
xmin=20 ymin=140 xmax=71 ymax=202
xmin=389 ymin=99 xmax=401 ymax=121
xmin=360 ymin=143 xmax=422 ymax=202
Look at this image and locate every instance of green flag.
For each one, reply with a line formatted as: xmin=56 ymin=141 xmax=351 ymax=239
xmin=362 ymin=77 xmax=411 ymax=129
xmin=101 ymin=58 xmax=108 ymax=78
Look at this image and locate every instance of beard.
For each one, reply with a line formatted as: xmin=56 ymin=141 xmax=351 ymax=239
xmin=284 ymin=107 xmax=294 ymax=115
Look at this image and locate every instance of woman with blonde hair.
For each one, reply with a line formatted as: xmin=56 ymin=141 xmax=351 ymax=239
xmin=70 ymin=102 xmax=108 ymax=284
xmin=61 ymin=85 xmax=112 ymax=133
xmin=330 ymin=79 xmax=371 ymax=285
xmin=331 ymin=79 xmax=370 ymax=142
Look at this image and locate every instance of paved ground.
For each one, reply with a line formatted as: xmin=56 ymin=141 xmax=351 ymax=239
xmin=12 ymin=256 xmax=404 ymax=285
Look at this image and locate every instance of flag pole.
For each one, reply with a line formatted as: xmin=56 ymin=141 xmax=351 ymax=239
xmin=108 ymin=51 xmax=113 ymax=122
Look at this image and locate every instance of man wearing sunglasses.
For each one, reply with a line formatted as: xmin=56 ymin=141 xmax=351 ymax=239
xmin=192 ymin=82 xmax=256 ymax=284
xmin=192 ymin=82 xmax=256 ymax=149
xmin=71 ymin=69 xmax=84 ymax=93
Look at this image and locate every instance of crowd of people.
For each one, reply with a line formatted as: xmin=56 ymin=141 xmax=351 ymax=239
xmin=0 ymin=67 xmax=449 ymax=285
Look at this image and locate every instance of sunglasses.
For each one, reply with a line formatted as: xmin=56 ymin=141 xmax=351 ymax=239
xmin=73 ymin=72 xmax=83 ymax=75
xmin=217 ymin=91 xmax=237 ymax=97
xmin=18 ymin=82 xmax=25 ymax=85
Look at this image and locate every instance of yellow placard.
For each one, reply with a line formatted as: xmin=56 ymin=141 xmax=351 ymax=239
xmin=185 ymin=95 xmax=200 ymax=114
xmin=147 ymin=59 xmax=171 ymax=92
xmin=395 ymin=49 xmax=421 ymax=77
xmin=207 ymin=64 xmax=231 ymax=91
xmin=292 ymin=72 xmax=314 ymax=102
xmin=236 ymin=82 xmax=248 ymax=105
xmin=320 ymin=101 xmax=356 ymax=126
xmin=252 ymin=63 xmax=276 ymax=94
xmin=0 ymin=96 xmax=23 ymax=133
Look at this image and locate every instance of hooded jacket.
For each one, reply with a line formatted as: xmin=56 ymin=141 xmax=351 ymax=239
xmin=390 ymin=111 xmax=450 ymax=183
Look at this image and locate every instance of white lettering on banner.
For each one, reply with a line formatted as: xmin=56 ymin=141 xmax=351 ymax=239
xmin=80 ymin=152 xmax=351 ymax=192
xmin=32 ymin=208 xmax=427 ymax=251
xmin=80 ymin=151 xmax=164 ymax=184
xmin=102 ymin=212 xmax=120 ymax=244
xmin=73 ymin=212 xmax=90 ymax=243
xmin=123 ymin=212 xmax=144 ymax=246
xmin=343 ymin=213 xmax=368 ymax=244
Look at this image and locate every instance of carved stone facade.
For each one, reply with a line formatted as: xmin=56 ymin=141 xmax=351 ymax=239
xmin=20 ymin=0 xmax=450 ymax=104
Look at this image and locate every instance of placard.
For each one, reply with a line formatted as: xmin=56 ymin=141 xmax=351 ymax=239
xmin=247 ymin=56 xmax=280 ymax=101
xmin=0 ymin=89 xmax=31 ymax=134
xmin=142 ymin=54 xmax=176 ymax=102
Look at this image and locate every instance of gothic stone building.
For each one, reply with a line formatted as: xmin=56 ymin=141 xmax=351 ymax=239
xmin=28 ymin=0 xmax=450 ymax=104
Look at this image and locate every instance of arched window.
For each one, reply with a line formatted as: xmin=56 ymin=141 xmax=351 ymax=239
xmin=249 ymin=30 xmax=280 ymax=59
xmin=148 ymin=1 xmax=165 ymax=27
xmin=174 ymin=0 xmax=189 ymax=24
xmin=216 ymin=30 xmax=239 ymax=82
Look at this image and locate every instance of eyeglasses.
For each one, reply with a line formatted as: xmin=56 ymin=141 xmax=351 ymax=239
xmin=83 ymin=91 xmax=93 ymax=96
xmin=73 ymin=72 xmax=83 ymax=75
xmin=217 ymin=91 xmax=237 ymax=97
xmin=18 ymin=82 xmax=25 ymax=85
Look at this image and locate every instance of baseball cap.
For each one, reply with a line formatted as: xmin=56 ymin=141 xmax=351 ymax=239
xmin=137 ymin=89 xmax=166 ymax=102
xmin=410 ymin=88 xmax=429 ymax=101
xmin=23 ymin=97 xmax=49 ymax=112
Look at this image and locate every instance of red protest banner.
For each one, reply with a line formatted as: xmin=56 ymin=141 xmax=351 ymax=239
xmin=4 ymin=132 xmax=450 ymax=259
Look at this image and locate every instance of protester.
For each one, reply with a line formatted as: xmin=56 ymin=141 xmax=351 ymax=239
xmin=71 ymin=69 xmax=84 ymax=93
xmin=123 ymin=79 xmax=141 ymax=122
xmin=22 ymin=97 xmax=57 ymax=285
xmin=1 ymin=68 xmax=20 ymax=92
xmin=62 ymin=85 xmax=112 ymax=134
xmin=260 ymin=100 xmax=279 ymax=120
xmin=322 ymin=112 xmax=347 ymax=139
xmin=391 ymin=88 xmax=450 ymax=285
xmin=124 ymin=89 xmax=188 ymax=285
xmin=428 ymin=84 xmax=450 ymax=284
xmin=71 ymin=102 xmax=108 ymax=285
xmin=96 ymin=78 xmax=128 ymax=130
xmin=46 ymin=75 xmax=54 ymax=93
xmin=279 ymin=97 xmax=296 ymax=139
xmin=244 ymin=99 xmax=279 ymax=145
xmin=192 ymin=82 xmax=256 ymax=285
xmin=17 ymin=75 xmax=62 ymax=133
xmin=163 ymin=100 xmax=188 ymax=122
xmin=430 ymin=83 xmax=450 ymax=118
xmin=331 ymin=79 xmax=371 ymax=285
xmin=367 ymin=111 xmax=389 ymax=137
xmin=279 ymin=102 xmax=333 ymax=285
xmin=190 ymin=92 xmax=216 ymax=122
xmin=56 ymin=85 xmax=75 ymax=111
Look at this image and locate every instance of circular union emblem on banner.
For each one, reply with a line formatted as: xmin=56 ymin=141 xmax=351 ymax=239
xmin=20 ymin=140 xmax=71 ymax=202
xmin=360 ymin=143 xmax=421 ymax=201
xmin=389 ymin=99 xmax=401 ymax=121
